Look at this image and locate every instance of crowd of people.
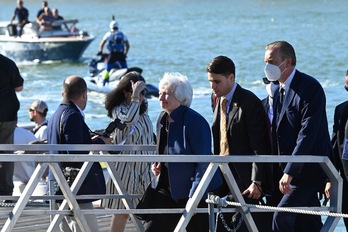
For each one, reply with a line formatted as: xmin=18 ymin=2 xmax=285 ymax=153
xmin=10 ymin=0 xmax=66 ymax=36
xmin=0 ymin=35 xmax=347 ymax=231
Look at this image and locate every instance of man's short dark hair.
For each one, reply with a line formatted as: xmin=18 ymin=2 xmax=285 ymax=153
xmin=206 ymin=55 xmax=235 ymax=77
xmin=265 ymin=41 xmax=297 ymax=66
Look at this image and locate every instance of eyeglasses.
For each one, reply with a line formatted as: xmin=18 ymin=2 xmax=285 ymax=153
xmin=29 ymin=109 xmax=35 ymax=112
xmin=262 ymin=77 xmax=279 ymax=85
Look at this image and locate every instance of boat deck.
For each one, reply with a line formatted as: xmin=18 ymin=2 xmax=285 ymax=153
xmin=0 ymin=203 xmax=138 ymax=232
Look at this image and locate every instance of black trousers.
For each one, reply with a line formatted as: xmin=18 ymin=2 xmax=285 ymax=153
xmin=144 ymin=189 xmax=210 ymax=232
xmin=0 ymin=162 xmax=14 ymax=196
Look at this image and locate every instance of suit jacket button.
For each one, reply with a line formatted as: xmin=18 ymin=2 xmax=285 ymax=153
xmin=190 ymin=177 xmax=194 ymax=181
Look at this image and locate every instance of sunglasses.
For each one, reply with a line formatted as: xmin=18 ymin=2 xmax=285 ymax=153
xmin=262 ymin=77 xmax=279 ymax=85
xmin=29 ymin=109 xmax=35 ymax=112
xmin=129 ymin=89 xmax=147 ymax=96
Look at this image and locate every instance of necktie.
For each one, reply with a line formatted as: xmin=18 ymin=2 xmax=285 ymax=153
xmin=220 ymin=97 xmax=229 ymax=155
xmin=276 ymin=87 xmax=285 ymax=156
xmin=278 ymin=87 xmax=285 ymax=114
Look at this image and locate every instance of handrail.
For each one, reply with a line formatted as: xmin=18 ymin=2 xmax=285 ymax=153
xmin=0 ymin=144 xmax=342 ymax=232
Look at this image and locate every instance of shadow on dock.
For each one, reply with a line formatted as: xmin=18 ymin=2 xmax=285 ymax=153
xmin=0 ymin=203 xmax=138 ymax=232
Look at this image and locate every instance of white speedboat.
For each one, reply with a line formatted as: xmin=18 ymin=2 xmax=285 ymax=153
xmin=0 ymin=20 xmax=94 ymax=62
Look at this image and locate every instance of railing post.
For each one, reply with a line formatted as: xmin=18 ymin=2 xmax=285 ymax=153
xmin=49 ymin=180 xmax=56 ymax=222
xmin=208 ymin=192 xmax=215 ymax=232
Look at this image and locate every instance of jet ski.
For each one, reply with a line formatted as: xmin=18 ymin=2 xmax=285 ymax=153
xmin=84 ymin=57 xmax=159 ymax=98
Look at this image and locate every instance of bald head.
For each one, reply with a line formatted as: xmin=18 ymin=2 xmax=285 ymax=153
xmin=63 ymin=75 xmax=87 ymax=100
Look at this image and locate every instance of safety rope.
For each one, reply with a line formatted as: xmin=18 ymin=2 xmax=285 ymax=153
xmin=206 ymin=195 xmax=348 ymax=219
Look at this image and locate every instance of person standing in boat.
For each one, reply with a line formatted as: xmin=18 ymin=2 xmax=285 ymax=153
xmin=52 ymin=8 xmax=66 ymax=30
xmin=9 ymin=0 xmax=29 ymax=36
xmin=36 ymin=1 xmax=48 ymax=19
xmin=97 ymin=20 xmax=130 ymax=86
xmin=102 ymin=71 xmax=155 ymax=232
xmin=36 ymin=6 xmax=55 ymax=31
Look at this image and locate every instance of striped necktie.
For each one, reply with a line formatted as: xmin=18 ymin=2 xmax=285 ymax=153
xmin=220 ymin=97 xmax=229 ymax=155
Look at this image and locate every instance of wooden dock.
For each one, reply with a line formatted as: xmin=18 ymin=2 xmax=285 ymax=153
xmin=0 ymin=202 xmax=138 ymax=232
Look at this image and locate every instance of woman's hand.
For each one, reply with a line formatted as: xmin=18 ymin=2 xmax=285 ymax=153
xmin=152 ymin=162 xmax=161 ymax=176
xmin=325 ymin=181 xmax=331 ymax=199
xmin=131 ymin=80 xmax=146 ymax=97
xmin=92 ymin=135 xmax=112 ymax=144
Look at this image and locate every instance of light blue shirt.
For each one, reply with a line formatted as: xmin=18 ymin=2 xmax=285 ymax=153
xmin=222 ymin=82 xmax=237 ymax=114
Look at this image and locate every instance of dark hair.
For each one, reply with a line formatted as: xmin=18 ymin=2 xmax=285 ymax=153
xmin=63 ymin=76 xmax=87 ymax=100
xmin=265 ymin=41 xmax=297 ymax=66
xmin=206 ymin=55 xmax=235 ymax=77
xmin=105 ymin=71 xmax=147 ymax=118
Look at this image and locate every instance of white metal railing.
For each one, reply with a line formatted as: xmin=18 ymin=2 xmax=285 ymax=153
xmin=0 ymin=144 xmax=342 ymax=232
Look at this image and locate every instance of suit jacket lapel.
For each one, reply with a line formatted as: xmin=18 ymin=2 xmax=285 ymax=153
xmin=227 ymin=85 xmax=241 ymax=128
xmin=277 ymin=70 xmax=300 ymax=128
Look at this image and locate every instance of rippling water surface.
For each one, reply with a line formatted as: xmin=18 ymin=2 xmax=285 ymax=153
xmin=1 ymin=0 xmax=347 ymax=130
xmin=1 ymin=0 xmax=348 ymax=229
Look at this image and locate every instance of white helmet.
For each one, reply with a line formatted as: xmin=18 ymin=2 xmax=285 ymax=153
xmin=109 ymin=20 xmax=119 ymax=30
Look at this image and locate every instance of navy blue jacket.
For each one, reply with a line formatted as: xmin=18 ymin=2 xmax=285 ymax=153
xmin=156 ymin=105 xmax=222 ymax=200
xmin=47 ymin=99 xmax=106 ymax=202
xmin=332 ymin=100 xmax=348 ymax=182
xmin=272 ymin=70 xmax=332 ymax=185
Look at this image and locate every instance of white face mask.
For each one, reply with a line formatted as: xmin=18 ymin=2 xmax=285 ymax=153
xmin=265 ymin=82 xmax=279 ymax=98
xmin=264 ymin=60 xmax=286 ymax=81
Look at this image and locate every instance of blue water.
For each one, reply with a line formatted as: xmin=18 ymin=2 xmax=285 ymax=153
xmin=1 ymin=0 xmax=347 ymax=230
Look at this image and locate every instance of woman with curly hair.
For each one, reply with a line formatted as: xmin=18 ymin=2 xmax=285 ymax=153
xmin=102 ymin=71 xmax=155 ymax=232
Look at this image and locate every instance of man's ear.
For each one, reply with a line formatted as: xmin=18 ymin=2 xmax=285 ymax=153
xmin=83 ymin=90 xmax=88 ymax=100
xmin=228 ymin=73 xmax=235 ymax=81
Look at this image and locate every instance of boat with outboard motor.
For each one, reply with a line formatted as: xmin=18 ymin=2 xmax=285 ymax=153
xmin=0 ymin=19 xmax=94 ymax=62
xmin=84 ymin=58 xmax=159 ymax=98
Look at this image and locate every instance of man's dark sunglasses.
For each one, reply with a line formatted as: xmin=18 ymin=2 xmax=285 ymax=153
xmin=262 ymin=77 xmax=279 ymax=85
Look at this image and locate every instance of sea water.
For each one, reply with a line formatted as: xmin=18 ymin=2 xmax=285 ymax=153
xmin=1 ymin=0 xmax=347 ymax=230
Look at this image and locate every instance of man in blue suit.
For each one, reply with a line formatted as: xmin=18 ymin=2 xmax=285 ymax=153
xmin=47 ymin=75 xmax=111 ymax=231
xmin=329 ymin=70 xmax=348 ymax=230
xmin=264 ymin=41 xmax=332 ymax=232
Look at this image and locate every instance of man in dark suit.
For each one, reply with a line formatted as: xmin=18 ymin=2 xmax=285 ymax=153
xmin=47 ymin=75 xmax=111 ymax=231
xmin=265 ymin=41 xmax=332 ymax=232
xmin=207 ymin=55 xmax=272 ymax=231
xmin=328 ymin=70 xmax=348 ymax=230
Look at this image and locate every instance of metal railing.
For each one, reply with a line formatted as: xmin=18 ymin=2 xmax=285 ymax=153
xmin=0 ymin=144 xmax=342 ymax=232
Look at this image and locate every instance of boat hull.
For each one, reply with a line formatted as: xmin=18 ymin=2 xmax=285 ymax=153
xmin=0 ymin=36 xmax=94 ymax=62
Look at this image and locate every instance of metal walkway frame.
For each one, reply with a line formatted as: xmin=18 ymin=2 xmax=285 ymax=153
xmin=0 ymin=144 xmax=342 ymax=232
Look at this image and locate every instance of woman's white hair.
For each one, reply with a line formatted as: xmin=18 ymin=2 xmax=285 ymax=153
xmin=159 ymin=72 xmax=193 ymax=107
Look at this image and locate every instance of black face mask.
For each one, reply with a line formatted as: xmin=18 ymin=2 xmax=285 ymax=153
xmin=345 ymin=86 xmax=348 ymax=92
